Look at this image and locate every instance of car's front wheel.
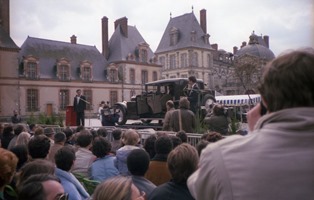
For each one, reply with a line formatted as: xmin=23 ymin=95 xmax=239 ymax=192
xmin=114 ymin=104 xmax=127 ymax=125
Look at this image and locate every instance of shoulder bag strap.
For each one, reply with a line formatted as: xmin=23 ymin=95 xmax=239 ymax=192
xmin=178 ymin=109 xmax=183 ymax=131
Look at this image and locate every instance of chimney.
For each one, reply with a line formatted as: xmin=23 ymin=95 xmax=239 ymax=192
xmin=70 ymin=35 xmax=77 ymax=44
xmin=263 ymin=35 xmax=269 ymax=48
xmin=200 ymin=9 xmax=207 ymax=34
xmin=0 ymin=0 xmax=10 ymax=35
xmin=114 ymin=17 xmax=128 ymax=38
xmin=240 ymin=41 xmax=247 ymax=48
xmin=233 ymin=46 xmax=238 ymax=55
xmin=102 ymin=16 xmax=109 ymax=59
xmin=211 ymin=43 xmax=218 ymax=50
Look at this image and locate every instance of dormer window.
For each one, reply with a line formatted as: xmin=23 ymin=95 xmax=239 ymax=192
xmin=169 ymin=27 xmax=179 ymax=46
xmin=138 ymin=42 xmax=149 ymax=63
xmin=108 ymin=64 xmax=118 ymax=83
xmin=57 ymin=58 xmax=70 ymax=81
xmin=23 ymin=56 xmax=39 ymax=80
xmin=140 ymin=49 xmax=148 ymax=63
xmin=80 ymin=61 xmax=92 ymax=82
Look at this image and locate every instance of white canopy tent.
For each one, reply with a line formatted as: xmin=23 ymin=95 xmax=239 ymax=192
xmin=216 ymin=94 xmax=261 ymax=106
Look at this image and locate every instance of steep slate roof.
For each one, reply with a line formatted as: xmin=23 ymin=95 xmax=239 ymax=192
xmin=108 ymin=25 xmax=154 ymax=63
xmin=0 ymin=26 xmax=19 ymax=49
xmin=155 ymin=12 xmax=213 ymax=53
xmin=18 ymin=37 xmax=107 ymax=81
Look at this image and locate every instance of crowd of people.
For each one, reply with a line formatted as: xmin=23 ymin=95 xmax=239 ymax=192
xmin=0 ymin=122 xmax=213 ymax=200
xmin=0 ymin=48 xmax=313 ymax=200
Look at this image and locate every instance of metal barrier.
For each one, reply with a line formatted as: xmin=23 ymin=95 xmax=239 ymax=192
xmin=83 ymin=126 xmax=203 ymax=147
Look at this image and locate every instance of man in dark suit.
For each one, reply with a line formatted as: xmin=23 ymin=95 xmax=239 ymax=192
xmin=187 ymin=76 xmax=199 ymax=114
xmin=73 ymin=89 xmax=86 ymax=126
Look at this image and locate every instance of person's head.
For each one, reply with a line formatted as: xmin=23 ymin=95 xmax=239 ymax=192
xmin=167 ymin=143 xmax=199 ymax=183
xmin=16 ymin=131 xmax=31 ymax=146
xmin=14 ymin=124 xmax=25 ymax=136
xmin=55 ymin=146 xmax=76 ymax=172
xmin=76 ymin=130 xmax=93 ymax=148
xmin=76 ymin=89 xmax=81 ymax=96
xmin=188 ymin=76 xmax=197 ymax=85
xmin=176 ymin=130 xmax=187 ymax=143
xmin=54 ymin=132 xmax=66 ymax=144
xmin=122 ymin=129 xmax=140 ymax=146
xmin=92 ymin=136 xmax=112 ymax=158
xmin=13 ymin=110 xmax=18 ymax=116
xmin=212 ymin=104 xmax=225 ymax=116
xmin=34 ymin=126 xmax=44 ymax=136
xmin=3 ymin=124 xmax=13 ymax=135
xmin=203 ymin=131 xmax=224 ymax=143
xmin=44 ymin=127 xmax=55 ymax=138
xmin=97 ymin=127 xmax=108 ymax=138
xmin=18 ymin=174 xmax=66 ymax=200
xmin=28 ymin=135 xmax=51 ymax=159
xmin=166 ymin=100 xmax=174 ymax=111
xmin=259 ymin=48 xmax=314 ymax=112
xmin=196 ymin=140 xmax=209 ymax=156
xmin=29 ymin=124 xmax=36 ymax=132
xmin=63 ymin=127 xmax=74 ymax=143
xmin=169 ymin=135 xmax=182 ymax=148
xmin=10 ymin=144 xmax=29 ymax=170
xmin=127 ymin=149 xmax=150 ymax=176
xmin=16 ymin=159 xmax=55 ymax=189
xmin=93 ymin=176 xmax=144 ymax=200
xmin=143 ymin=134 xmax=157 ymax=159
xmin=112 ymin=129 xmax=122 ymax=140
xmin=76 ymin=125 xmax=85 ymax=133
xmin=155 ymin=135 xmax=173 ymax=155
xmin=0 ymin=148 xmax=18 ymax=188
xmin=179 ymin=97 xmax=190 ymax=109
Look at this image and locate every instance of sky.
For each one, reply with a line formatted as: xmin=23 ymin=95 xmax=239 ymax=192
xmin=10 ymin=0 xmax=314 ymax=56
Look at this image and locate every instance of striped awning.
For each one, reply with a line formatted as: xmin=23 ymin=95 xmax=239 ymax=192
xmin=215 ymin=94 xmax=261 ymax=106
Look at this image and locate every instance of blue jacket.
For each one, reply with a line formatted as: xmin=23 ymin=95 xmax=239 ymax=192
xmin=90 ymin=155 xmax=119 ymax=182
xmin=55 ymin=168 xmax=90 ymax=200
xmin=114 ymin=145 xmax=140 ymax=175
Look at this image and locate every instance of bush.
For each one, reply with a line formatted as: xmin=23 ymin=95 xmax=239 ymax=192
xmin=26 ymin=112 xmax=64 ymax=127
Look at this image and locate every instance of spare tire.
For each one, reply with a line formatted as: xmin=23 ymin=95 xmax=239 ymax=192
xmin=114 ymin=104 xmax=127 ymax=125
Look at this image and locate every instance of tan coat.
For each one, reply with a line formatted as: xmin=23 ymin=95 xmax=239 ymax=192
xmin=145 ymin=160 xmax=171 ymax=186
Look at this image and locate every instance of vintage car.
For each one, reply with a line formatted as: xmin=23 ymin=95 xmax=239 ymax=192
xmin=114 ymin=78 xmax=216 ymax=125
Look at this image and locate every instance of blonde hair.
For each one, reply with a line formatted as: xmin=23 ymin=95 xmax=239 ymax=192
xmin=122 ymin=129 xmax=140 ymax=145
xmin=93 ymin=176 xmax=132 ymax=200
xmin=0 ymin=148 xmax=18 ymax=187
xmin=16 ymin=131 xmax=31 ymax=146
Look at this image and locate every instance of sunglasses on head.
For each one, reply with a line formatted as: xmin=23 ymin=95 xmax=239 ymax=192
xmin=55 ymin=193 xmax=69 ymax=200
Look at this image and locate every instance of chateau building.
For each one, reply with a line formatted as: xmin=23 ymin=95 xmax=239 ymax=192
xmin=0 ymin=0 xmax=275 ymax=120
xmin=0 ymin=0 xmax=160 ymax=119
xmin=156 ymin=9 xmax=275 ymax=95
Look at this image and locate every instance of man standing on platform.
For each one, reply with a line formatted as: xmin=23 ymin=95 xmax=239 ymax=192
xmin=187 ymin=76 xmax=199 ymax=114
xmin=73 ymin=89 xmax=86 ymax=126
